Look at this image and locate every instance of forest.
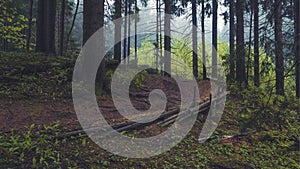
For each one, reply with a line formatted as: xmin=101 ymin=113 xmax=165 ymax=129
xmin=0 ymin=0 xmax=299 ymax=168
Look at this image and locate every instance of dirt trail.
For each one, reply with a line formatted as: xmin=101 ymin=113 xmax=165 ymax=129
xmin=0 ymin=75 xmax=211 ymax=133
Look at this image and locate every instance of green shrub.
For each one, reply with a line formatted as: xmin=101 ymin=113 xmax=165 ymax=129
xmin=0 ymin=52 xmax=75 ymax=99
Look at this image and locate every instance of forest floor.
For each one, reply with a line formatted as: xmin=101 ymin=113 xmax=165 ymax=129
xmin=0 ymin=52 xmax=299 ymax=168
xmin=0 ymin=75 xmax=211 ymax=133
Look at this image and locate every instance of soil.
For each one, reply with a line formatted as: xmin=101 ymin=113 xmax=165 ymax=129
xmin=0 ymin=74 xmax=211 ymax=134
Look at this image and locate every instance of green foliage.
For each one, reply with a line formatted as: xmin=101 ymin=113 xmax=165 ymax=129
xmin=136 ymin=37 xmax=216 ymax=79
xmin=232 ymin=84 xmax=299 ymax=133
xmin=105 ymin=68 xmax=147 ymax=90
xmin=0 ymin=122 xmax=64 ymax=168
xmin=135 ymin=37 xmax=159 ymax=67
xmin=0 ymin=52 xmax=74 ymax=99
xmin=171 ymin=37 xmax=194 ymax=79
xmin=0 ymin=85 xmax=299 ymax=168
xmin=223 ymin=84 xmax=300 ymax=168
xmin=0 ymin=0 xmax=31 ymax=50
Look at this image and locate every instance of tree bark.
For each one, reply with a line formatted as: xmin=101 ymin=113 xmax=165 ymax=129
xmin=26 ymin=0 xmax=34 ymax=53
xmin=114 ymin=0 xmax=122 ymax=63
xmin=253 ymin=0 xmax=260 ymax=87
xmin=47 ymin=0 xmax=56 ymax=55
xmin=134 ymin=0 xmax=138 ymax=62
xmin=128 ymin=1 xmax=132 ymax=63
xmin=154 ymin=0 xmax=160 ymax=69
xmin=274 ymin=0 xmax=284 ymax=95
xmin=83 ymin=0 xmax=105 ymax=93
xmin=294 ymin=0 xmax=300 ymax=98
xmin=57 ymin=6 xmax=60 ymax=53
xmin=192 ymin=0 xmax=198 ymax=79
xmin=164 ymin=0 xmax=171 ymax=76
xmin=229 ymin=0 xmax=235 ymax=80
xmin=236 ymin=0 xmax=246 ymax=86
xmin=202 ymin=0 xmax=207 ymax=80
xmin=246 ymin=8 xmax=253 ymax=87
xmin=36 ymin=0 xmax=45 ymax=52
xmin=36 ymin=0 xmax=57 ymax=55
xmin=212 ymin=0 xmax=218 ymax=77
xmin=123 ymin=0 xmax=128 ymax=62
xmin=156 ymin=0 xmax=160 ymax=69
xmin=83 ymin=0 xmax=103 ymax=45
xmin=159 ymin=0 xmax=163 ymax=73
xmin=60 ymin=0 xmax=66 ymax=56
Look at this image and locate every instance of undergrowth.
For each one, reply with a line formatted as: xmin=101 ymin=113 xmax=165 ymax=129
xmin=0 ymin=52 xmax=74 ymax=99
xmin=0 ymin=52 xmax=299 ymax=168
xmin=0 ymin=85 xmax=299 ymax=168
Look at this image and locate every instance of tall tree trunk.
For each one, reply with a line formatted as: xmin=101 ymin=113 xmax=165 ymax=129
xmin=192 ymin=0 xmax=198 ymax=79
xmin=229 ymin=0 xmax=235 ymax=80
xmin=114 ymin=0 xmax=122 ymax=63
xmin=36 ymin=0 xmax=57 ymax=55
xmin=66 ymin=0 xmax=80 ymax=51
xmin=246 ymin=8 xmax=253 ymax=87
xmin=128 ymin=1 xmax=132 ymax=63
xmin=164 ymin=0 xmax=171 ymax=76
xmin=57 ymin=6 xmax=60 ymax=53
xmin=83 ymin=0 xmax=105 ymax=93
xmin=236 ymin=0 xmax=246 ymax=85
xmin=212 ymin=0 xmax=218 ymax=77
xmin=83 ymin=0 xmax=103 ymax=44
xmin=123 ymin=0 xmax=128 ymax=62
xmin=159 ymin=0 xmax=163 ymax=73
xmin=253 ymin=0 xmax=260 ymax=87
xmin=202 ymin=0 xmax=207 ymax=80
xmin=274 ymin=0 xmax=284 ymax=95
xmin=48 ymin=0 xmax=57 ymax=55
xmin=36 ymin=0 xmax=44 ymax=52
xmin=294 ymin=0 xmax=300 ymax=98
xmin=156 ymin=0 xmax=160 ymax=69
xmin=134 ymin=0 xmax=138 ymax=62
xmin=60 ymin=0 xmax=66 ymax=56
xmin=26 ymin=0 xmax=34 ymax=53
